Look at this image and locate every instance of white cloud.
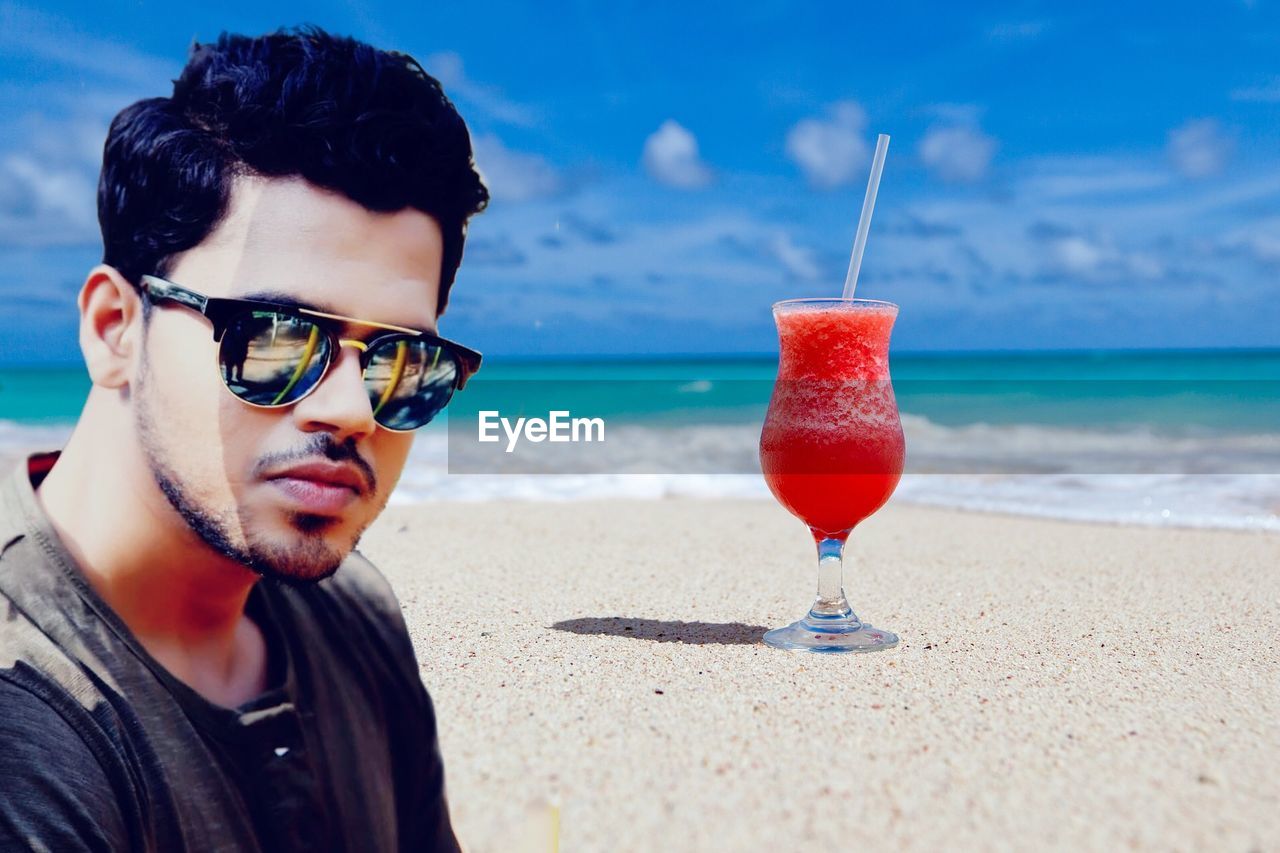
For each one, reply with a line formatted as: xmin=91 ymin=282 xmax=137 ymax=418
xmin=0 ymin=154 xmax=92 ymax=220
xmin=0 ymin=7 xmax=192 ymax=249
xmin=987 ymin=20 xmax=1048 ymax=41
xmin=424 ymin=51 xmax=539 ymax=128
xmin=387 ymin=148 xmax=1280 ymax=352
xmin=0 ymin=154 xmax=98 ymax=247
xmin=1219 ymin=217 xmax=1280 ymax=266
xmin=0 ymin=2 xmax=177 ymax=88
xmin=452 ymin=177 xmax=850 ymax=322
xmin=1051 ymin=235 xmax=1105 ymax=274
xmin=642 ymin=120 xmax=713 ymax=190
xmin=1166 ymin=119 xmax=1234 ymax=179
xmin=1012 ymin=157 xmax=1280 ymax=227
xmin=975 ymin=219 xmax=1161 ymax=285
xmin=471 ymin=134 xmax=561 ymax=202
xmin=925 ymin=103 xmax=984 ymax=125
xmin=1039 ymin=232 xmax=1162 ymax=281
xmin=463 ymin=232 xmax=527 ymax=266
xmin=0 ymin=108 xmax=105 ymax=247
xmin=1016 ymin=159 xmax=1172 ymax=200
xmin=918 ymin=123 xmax=998 ymax=184
xmin=0 ymin=4 xmax=178 ymax=245
xmin=768 ymin=232 xmax=821 ymax=280
xmin=1230 ymin=77 xmax=1280 ymax=102
xmin=881 ymin=149 xmax=1271 ymax=293
xmin=784 ymin=101 xmax=870 ymax=190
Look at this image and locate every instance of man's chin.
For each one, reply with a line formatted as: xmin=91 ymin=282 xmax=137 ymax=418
xmin=244 ymin=525 xmax=351 ymax=586
xmin=255 ymin=560 xmax=344 ymax=587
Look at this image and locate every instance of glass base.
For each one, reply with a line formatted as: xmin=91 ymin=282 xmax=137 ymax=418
xmin=763 ymin=614 xmax=899 ymax=653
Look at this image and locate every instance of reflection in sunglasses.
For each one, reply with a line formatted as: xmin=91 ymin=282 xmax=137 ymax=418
xmin=219 ymin=314 xmax=465 ymax=429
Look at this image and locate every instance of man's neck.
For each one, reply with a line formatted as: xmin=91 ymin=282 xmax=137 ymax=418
xmin=34 ymin=422 xmax=270 ymax=708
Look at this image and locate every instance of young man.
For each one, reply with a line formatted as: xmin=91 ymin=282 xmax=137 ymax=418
xmin=0 ymin=26 xmax=488 ymax=852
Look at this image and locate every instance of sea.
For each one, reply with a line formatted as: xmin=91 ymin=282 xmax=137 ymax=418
xmin=2 ymin=349 xmax=1278 ymax=532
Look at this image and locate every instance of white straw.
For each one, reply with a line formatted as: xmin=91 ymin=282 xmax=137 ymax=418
xmin=842 ymin=133 xmax=890 ymax=299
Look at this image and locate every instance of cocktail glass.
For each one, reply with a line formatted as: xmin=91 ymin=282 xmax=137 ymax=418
xmin=758 ymin=298 xmax=905 ymax=653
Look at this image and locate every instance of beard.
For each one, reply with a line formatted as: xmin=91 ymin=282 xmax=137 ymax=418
xmin=133 ymin=354 xmax=354 ymax=586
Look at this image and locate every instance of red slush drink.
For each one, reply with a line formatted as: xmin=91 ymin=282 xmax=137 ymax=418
xmin=759 ymin=300 xmax=905 ymax=538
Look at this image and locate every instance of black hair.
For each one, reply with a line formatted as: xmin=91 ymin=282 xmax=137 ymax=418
xmin=98 ymin=24 xmax=489 ymax=316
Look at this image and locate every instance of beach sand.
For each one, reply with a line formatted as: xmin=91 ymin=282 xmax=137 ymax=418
xmin=359 ymin=500 xmax=1280 ymax=852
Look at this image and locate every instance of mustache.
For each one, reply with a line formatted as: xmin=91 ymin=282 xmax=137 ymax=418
xmin=257 ymin=436 xmax=378 ymax=494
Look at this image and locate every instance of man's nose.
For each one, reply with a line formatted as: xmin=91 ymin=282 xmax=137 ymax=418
xmin=290 ymin=341 xmax=377 ymax=440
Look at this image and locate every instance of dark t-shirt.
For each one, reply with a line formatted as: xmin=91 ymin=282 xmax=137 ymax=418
xmin=0 ymin=452 xmax=460 ymax=852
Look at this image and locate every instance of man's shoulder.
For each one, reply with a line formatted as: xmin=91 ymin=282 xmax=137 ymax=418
xmin=0 ymin=488 xmax=119 ymax=718
xmin=0 ymin=457 xmax=36 ymax=552
xmin=0 ymin=586 xmax=113 ymax=716
xmin=0 ymin=599 xmax=134 ymax=833
xmin=0 ymin=667 xmax=107 ymax=760
xmin=0 ymin=674 xmax=133 ymax=850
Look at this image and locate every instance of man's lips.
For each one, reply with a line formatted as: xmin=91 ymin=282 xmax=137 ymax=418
xmin=264 ymin=461 xmax=368 ymax=514
xmin=266 ymin=461 xmax=368 ymax=493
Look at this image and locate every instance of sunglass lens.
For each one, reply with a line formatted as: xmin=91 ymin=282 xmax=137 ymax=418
xmin=220 ymin=311 xmax=331 ymax=406
xmin=365 ymin=338 xmax=459 ymax=430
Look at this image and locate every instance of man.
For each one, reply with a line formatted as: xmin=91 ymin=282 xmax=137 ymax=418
xmin=0 ymin=25 xmax=488 ymax=852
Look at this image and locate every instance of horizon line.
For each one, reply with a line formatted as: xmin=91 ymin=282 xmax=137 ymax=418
xmin=3 ymin=344 xmax=1280 ymax=371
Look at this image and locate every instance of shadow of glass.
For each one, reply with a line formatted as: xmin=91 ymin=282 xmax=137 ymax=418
xmin=550 ymin=617 xmax=768 ymax=646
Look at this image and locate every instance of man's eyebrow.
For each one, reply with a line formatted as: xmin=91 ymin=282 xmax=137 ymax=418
xmin=237 ymin=290 xmax=333 ymax=314
xmin=235 ymin=289 xmax=437 ymax=335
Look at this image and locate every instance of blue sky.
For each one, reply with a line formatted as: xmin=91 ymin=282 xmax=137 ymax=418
xmin=1 ymin=1 xmax=1278 ymax=363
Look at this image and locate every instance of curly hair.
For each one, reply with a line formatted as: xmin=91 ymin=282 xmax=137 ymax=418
xmin=98 ymin=24 xmax=489 ymax=315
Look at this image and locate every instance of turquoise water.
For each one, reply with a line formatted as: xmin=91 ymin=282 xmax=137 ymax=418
xmin=3 ymin=351 xmax=1278 ymax=529
xmin=0 ymin=365 xmax=92 ymax=424
xmin=4 ymin=349 xmax=1279 ymax=430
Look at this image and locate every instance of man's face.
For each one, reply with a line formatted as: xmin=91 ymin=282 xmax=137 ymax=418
xmin=133 ymin=175 xmax=445 ymax=584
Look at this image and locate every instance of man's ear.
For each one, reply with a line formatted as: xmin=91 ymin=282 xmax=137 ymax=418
xmin=79 ymin=265 xmax=146 ymax=390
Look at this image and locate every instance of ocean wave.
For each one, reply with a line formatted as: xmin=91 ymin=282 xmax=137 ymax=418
xmin=4 ymin=418 xmax=1278 ymax=531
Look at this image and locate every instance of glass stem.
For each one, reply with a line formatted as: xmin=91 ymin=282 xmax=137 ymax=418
xmin=810 ymin=536 xmax=857 ymax=622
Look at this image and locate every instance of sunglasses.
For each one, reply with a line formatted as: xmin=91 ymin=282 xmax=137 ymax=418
xmin=138 ymin=275 xmax=482 ymax=432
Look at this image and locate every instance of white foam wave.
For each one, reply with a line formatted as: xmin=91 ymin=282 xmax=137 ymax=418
xmin=4 ymin=418 xmax=1278 ymax=532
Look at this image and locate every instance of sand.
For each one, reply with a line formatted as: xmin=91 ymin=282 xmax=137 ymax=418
xmin=358 ymin=499 xmax=1280 ymax=852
